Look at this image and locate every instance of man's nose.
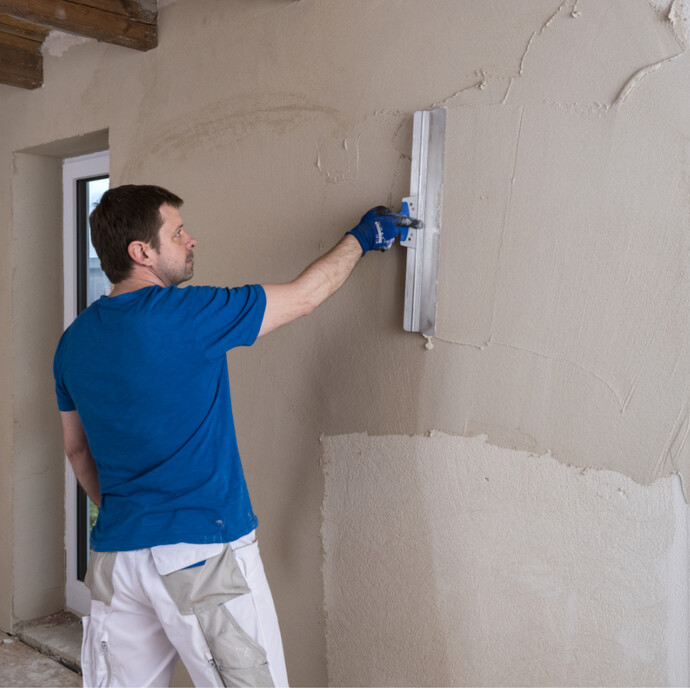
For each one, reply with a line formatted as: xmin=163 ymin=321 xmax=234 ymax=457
xmin=186 ymin=233 xmax=197 ymax=249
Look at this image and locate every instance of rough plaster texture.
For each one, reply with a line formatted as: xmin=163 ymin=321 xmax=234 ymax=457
xmin=322 ymin=433 xmax=689 ymax=687
xmin=0 ymin=0 xmax=688 ymax=686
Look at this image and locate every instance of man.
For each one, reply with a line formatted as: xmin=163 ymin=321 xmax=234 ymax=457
xmin=53 ymin=185 xmax=417 ymax=688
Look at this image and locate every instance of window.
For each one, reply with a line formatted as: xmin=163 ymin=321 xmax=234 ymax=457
xmin=63 ymin=151 xmax=110 ymax=615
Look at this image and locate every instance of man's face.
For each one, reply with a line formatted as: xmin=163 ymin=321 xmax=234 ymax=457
xmin=151 ymin=203 xmax=197 ymax=287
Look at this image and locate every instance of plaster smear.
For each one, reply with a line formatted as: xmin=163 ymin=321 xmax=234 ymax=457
xmin=322 ymin=432 xmax=688 ymax=687
xmin=649 ymin=0 xmax=690 ymax=46
xmin=433 ymin=0 xmax=690 ymax=487
xmin=42 ymin=31 xmax=92 ymax=58
xmin=503 ymin=0 xmax=682 ymax=108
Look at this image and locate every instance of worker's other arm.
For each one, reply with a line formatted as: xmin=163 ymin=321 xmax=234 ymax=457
xmin=60 ymin=409 xmax=101 ymax=507
xmin=258 ymin=207 xmax=419 ymax=337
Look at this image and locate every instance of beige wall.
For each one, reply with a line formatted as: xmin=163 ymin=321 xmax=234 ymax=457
xmin=323 ymin=433 xmax=689 ymax=686
xmin=9 ymin=131 xmax=109 ymax=625
xmin=11 ymin=153 xmax=65 ymax=622
xmin=1 ymin=0 xmax=689 ymax=686
xmin=431 ymin=6 xmax=690 ymax=485
xmin=0 ymin=107 xmax=13 ymax=636
xmin=321 ymin=1 xmax=690 ymax=685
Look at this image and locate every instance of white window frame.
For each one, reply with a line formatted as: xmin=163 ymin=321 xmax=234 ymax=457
xmin=63 ymin=150 xmax=109 ymax=616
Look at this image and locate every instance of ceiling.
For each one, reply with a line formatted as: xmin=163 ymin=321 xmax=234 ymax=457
xmin=0 ymin=0 xmax=157 ymax=89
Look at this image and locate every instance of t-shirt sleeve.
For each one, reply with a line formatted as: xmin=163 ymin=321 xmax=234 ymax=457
xmin=191 ymin=284 xmax=267 ymax=360
xmin=53 ymin=334 xmax=76 ymax=412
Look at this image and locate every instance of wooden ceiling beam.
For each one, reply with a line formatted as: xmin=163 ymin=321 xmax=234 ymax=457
xmin=0 ymin=0 xmax=157 ymax=52
xmin=0 ymin=13 xmax=49 ymax=41
xmin=66 ymin=0 xmax=156 ymax=24
xmin=0 ymin=42 xmax=42 ymax=89
xmin=0 ymin=14 xmax=45 ymax=88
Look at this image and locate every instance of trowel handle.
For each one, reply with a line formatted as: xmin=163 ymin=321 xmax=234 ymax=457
xmin=401 ymin=200 xmax=411 ymax=224
xmin=400 ymin=197 xmax=422 ymax=245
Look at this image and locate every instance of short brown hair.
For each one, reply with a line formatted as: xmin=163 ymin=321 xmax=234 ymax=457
xmin=89 ymin=184 xmax=183 ymax=284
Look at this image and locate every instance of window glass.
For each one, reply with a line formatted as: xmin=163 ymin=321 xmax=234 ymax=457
xmin=85 ymin=177 xmax=110 ymax=307
xmin=63 ymin=151 xmax=109 ymax=613
xmin=77 ymin=175 xmax=109 ymax=560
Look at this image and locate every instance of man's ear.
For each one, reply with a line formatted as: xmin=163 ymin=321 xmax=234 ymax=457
xmin=128 ymin=240 xmax=154 ymax=267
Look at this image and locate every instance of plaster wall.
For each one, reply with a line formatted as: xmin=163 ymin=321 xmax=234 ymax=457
xmin=0 ymin=125 xmax=12 ymax=635
xmin=8 ymin=131 xmax=109 ymax=626
xmin=432 ymin=2 xmax=690 ymax=487
xmin=322 ymin=433 xmax=690 ymax=686
xmin=11 ymin=153 xmax=65 ymax=622
xmin=0 ymin=0 xmax=688 ymax=686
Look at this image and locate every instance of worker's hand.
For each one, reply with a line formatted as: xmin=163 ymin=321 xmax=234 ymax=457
xmin=346 ymin=206 xmax=422 ymax=256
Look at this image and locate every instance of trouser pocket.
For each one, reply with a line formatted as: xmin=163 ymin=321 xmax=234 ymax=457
xmin=82 ymin=552 xmax=117 ymax=687
xmin=196 ymin=602 xmax=273 ymax=687
xmin=81 ymin=608 xmax=112 ymax=688
xmin=84 ymin=551 xmax=117 ymax=606
xmin=159 ymin=543 xmax=274 ymax=688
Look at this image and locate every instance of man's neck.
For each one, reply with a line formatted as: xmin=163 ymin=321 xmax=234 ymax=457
xmin=109 ymin=273 xmax=167 ymax=298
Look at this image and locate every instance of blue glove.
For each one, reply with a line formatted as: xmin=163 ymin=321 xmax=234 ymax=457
xmin=346 ymin=206 xmax=423 ymax=256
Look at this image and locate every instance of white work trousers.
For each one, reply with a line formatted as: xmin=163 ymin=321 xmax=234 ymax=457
xmin=81 ymin=531 xmax=288 ymax=688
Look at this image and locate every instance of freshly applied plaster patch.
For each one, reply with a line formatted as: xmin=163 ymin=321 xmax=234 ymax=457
xmin=440 ymin=100 xmax=689 ymax=406
xmin=431 ymin=0 xmax=690 ymax=487
xmin=322 ymin=432 xmax=688 ymax=687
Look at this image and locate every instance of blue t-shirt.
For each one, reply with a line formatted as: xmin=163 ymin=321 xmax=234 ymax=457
xmin=53 ymin=284 xmax=266 ymax=552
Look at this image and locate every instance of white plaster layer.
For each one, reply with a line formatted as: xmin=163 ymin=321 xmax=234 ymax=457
xmin=42 ymin=31 xmax=92 ymax=58
xmin=322 ymin=432 xmax=689 ymax=687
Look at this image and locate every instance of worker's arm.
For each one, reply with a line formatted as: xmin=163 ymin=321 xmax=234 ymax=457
xmin=60 ymin=410 xmax=101 ymax=507
xmin=258 ymin=206 xmax=419 ymax=337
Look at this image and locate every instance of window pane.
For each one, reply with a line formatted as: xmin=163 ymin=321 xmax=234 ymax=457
xmin=85 ymin=178 xmax=110 ymax=307
xmin=79 ymin=175 xmax=109 ymax=566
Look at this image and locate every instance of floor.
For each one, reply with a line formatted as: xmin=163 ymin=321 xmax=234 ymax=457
xmin=0 ymin=633 xmax=81 ymax=687
xmin=0 ymin=612 xmax=82 ymax=688
xmin=0 ymin=610 xmax=193 ymax=688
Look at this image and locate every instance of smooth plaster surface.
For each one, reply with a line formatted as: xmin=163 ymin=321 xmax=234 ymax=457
xmin=11 ymin=154 xmax=66 ymax=622
xmin=433 ymin=0 xmax=690 ymax=488
xmin=1 ymin=0 xmax=689 ymax=686
xmin=7 ymin=132 xmax=109 ymax=629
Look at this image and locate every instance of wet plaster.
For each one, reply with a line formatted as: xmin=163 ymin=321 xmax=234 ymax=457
xmin=428 ymin=0 xmax=690 ymax=489
xmin=2 ymin=0 xmax=690 ymax=686
xmin=321 ymin=1 xmax=690 ymax=686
